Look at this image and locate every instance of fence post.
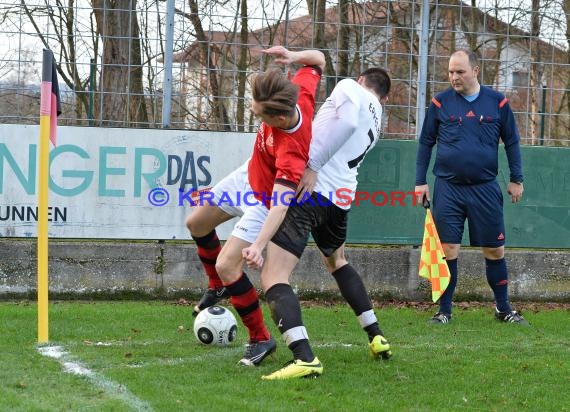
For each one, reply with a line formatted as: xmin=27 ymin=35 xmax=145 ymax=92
xmin=162 ymin=0 xmax=175 ymax=128
xmin=415 ymin=0 xmax=430 ymax=140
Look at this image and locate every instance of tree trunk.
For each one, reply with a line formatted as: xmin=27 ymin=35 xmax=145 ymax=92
xmin=529 ymin=0 xmax=541 ymax=145
xmin=337 ymin=0 xmax=349 ymax=79
xmin=558 ymin=0 xmax=570 ymax=142
xmin=92 ymin=0 xmax=148 ymax=127
xmin=308 ymin=0 xmax=334 ymax=92
xmin=187 ymin=0 xmax=231 ymax=131
xmin=236 ymin=0 xmax=248 ymax=132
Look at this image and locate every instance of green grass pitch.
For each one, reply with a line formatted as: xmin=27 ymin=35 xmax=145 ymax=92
xmin=1 ymin=300 xmax=569 ymax=411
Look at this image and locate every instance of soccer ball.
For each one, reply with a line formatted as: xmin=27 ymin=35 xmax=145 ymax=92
xmin=193 ymin=305 xmax=238 ymax=346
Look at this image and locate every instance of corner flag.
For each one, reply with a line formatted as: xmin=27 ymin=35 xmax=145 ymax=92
xmin=418 ymin=199 xmax=450 ymax=302
xmin=37 ymin=49 xmax=61 ymax=343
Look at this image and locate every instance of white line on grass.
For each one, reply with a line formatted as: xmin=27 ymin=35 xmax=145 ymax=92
xmin=314 ymin=342 xmax=355 ymax=348
xmin=38 ymin=345 xmax=153 ymax=412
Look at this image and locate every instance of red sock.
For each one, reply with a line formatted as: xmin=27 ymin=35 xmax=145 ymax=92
xmin=192 ymin=231 xmax=223 ymax=289
xmin=225 ymin=273 xmax=271 ymax=342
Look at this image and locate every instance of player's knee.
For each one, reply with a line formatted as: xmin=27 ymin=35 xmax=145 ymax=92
xmin=185 ymin=214 xmax=194 ymax=232
xmin=482 ymin=246 xmax=504 ymax=260
xmin=260 ymin=275 xmax=279 ymax=293
xmin=185 ymin=213 xmax=209 ymax=236
xmin=215 ymin=255 xmax=240 ymax=283
xmin=323 ymin=256 xmax=347 ymax=273
xmin=442 ymin=243 xmax=460 ymax=259
xmin=214 ymin=258 xmax=228 ymax=278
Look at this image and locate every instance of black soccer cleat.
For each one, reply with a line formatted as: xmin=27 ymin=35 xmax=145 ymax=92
xmin=238 ymin=337 xmax=277 ymax=366
xmin=427 ymin=312 xmax=452 ymax=324
xmin=192 ymin=287 xmax=230 ymax=317
xmin=495 ymin=309 xmax=530 ymax=326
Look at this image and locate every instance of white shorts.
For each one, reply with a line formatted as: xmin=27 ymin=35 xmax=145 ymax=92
xmin=210 ymin=160 xmax=268 ymax=244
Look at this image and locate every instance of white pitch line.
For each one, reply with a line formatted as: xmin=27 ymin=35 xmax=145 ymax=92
xmin=314 ymin=342 xmax=355 ymax=348
xmin=38 ymin=345 xmax=153 ymax=412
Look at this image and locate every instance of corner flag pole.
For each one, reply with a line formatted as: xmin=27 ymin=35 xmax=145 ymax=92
xmin=38 ymin=49 xmax=61 ymax=343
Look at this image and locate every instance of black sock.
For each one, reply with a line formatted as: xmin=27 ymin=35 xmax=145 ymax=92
xmin=191 ymin=230 xmax=222 ymax=289
xmin=265 ymin=283 xmax=314 ymax=362
xmin=439 ymin=258 xmax=458 ymax=315
xmin=332 ymin=264 xmax=382 ymax=341
xmin=485 ymin=258 xmax=511 ymax=313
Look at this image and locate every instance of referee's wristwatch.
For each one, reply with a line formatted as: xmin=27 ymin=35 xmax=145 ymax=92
xmin=510 ymin=181 xmax=523 ymax=185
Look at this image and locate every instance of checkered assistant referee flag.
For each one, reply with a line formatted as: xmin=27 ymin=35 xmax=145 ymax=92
xmin=418 ymin=199 xmax=450 ymax=302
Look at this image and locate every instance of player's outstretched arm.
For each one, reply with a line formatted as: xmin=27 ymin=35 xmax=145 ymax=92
xmin=262 ymin=46 xmax=325 ymax=72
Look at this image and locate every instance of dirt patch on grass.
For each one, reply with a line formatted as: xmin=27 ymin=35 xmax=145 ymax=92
xmin=175 ymin=297 xmax=570 ymax=312
xmin=297 ymin=298 xmax=570 ymax=312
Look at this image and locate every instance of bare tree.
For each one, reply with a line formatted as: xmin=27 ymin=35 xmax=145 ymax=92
xmin=460 ymin=0 xmax=506 ymax=87
xmin=307 ymin=0 xmax=332 ymax=71
xmin=139 ymin=0 xmax=163 ymax=125
xmin=20 ymin=0 xmax=91 ymax=124
xmin=184 ymin=0 xmax=230 ymax=131
xmin=236 ymin=0 xmax=248 ymax=132
xmin=337 ymin=0 xmax=350 ymax=79
xmin=2 ymin=0 xmax=568 ymax=141
xmin=92 ymin=0 xmax=148 ymax=127
xmin=559 ymin=0 xmax=570 ymax=138
xmin=0 ymin=47 xmax=43 ymax=123
xmin=528 ymin=0 xmax=542 ymax=145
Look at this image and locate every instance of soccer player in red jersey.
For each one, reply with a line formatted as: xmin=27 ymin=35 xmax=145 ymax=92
xmin=185 ymin=46 xmax=325 ymax=366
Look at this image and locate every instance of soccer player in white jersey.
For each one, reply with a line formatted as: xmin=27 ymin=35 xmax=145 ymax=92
xmin=185 ymin=46 xmax=325 ymax=367
xmin=242 ymin=68 xmax=392 ymax=379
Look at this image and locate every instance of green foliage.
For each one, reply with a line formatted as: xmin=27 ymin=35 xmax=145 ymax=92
xmin=0 ymin=301 xmax=569 ymax=411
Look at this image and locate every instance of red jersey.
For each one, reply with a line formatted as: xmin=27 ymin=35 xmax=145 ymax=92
xmin=248 ymin=66 xmax=322 ymax=208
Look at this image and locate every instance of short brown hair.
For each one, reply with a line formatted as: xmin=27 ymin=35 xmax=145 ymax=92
xmin=252 ymin=69 xmax=299 ymax=116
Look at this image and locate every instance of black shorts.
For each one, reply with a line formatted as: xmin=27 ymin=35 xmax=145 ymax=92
xmin=271 ymin=192 xmax=348 ymax=258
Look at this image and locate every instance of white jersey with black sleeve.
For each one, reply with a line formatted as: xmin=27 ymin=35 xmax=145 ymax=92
xmin=308 ymin=78 xmax=383 ymax=210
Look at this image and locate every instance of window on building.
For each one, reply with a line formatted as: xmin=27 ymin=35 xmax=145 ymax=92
xmin=512 ymin=71 xmax=528 ymax=88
